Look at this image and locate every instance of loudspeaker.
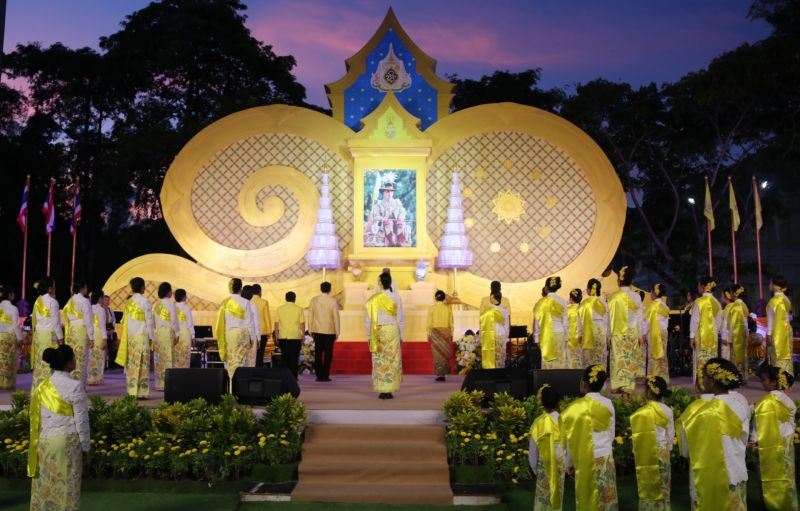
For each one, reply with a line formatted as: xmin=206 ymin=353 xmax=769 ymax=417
xmin=164 ymin=368 xmax=229 ymax=404
xmin=530 ymin=369 xmax=584 ymax=398
xmin=461 ymin=368 xmax=530 ymax=403
xmin=232 ymin=367 xmax=300 ymax=405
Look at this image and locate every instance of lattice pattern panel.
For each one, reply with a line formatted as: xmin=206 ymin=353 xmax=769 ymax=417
xmin=428 ymin=131 xmax=596 ymax=282
xmin=191 ymin=133 xmax=353 ymax=279
xmin=108 ymin=281 xmax=220 ymax=313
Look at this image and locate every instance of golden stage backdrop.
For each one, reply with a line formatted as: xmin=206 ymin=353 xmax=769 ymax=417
xmin=103 ymin=9 xmax=625 ymax=333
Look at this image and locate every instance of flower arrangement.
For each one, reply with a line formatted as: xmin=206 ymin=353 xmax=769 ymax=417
xmin=0 ymin=391 xmax=306 ymax=482
xmin=298 ymin=333 xmax=315 ymax=375
xmin=455 ymin=333 xmax=481 ymax=375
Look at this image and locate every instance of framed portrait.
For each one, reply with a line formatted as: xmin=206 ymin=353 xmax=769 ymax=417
xmin=363 ymin=169 xmax=417 ymax=248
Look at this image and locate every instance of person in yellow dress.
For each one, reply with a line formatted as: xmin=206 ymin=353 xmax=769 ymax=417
xmin=528 ymin=384 xmax=565 ymax=511
xmin=721 ymin=284 xmax=749 ymax=381
xmin=480 ymin=291 xmax=509 ymax=368
xmin=29 ymin=344 xmax=90 ymax=511
xmin=766 ymin=275 xmax=793 ymax=376
xmin=152 ymin=282 xmax=179 ymax=391
xmin=87 ymin=291 xmax=107 ymax=385
xmin=579 ymin=278 xmax=608 ymax=368
xmin=678 ymin=358 xmax=749 ymax=510
xmin=63 ymin=282 xmax=94 ymax=384
xmin=31 ymin=277 xmax=64 ymax=390
xmin=366 ymin=272 xmax=404 ymax=399
xmin=174 ymin=289 xmax=194 ymax=369
xmin=480 ymin=280 xmax=511 ymax=321
xmin=534 ymin=276 xmax=568 ymax=369
xmin=631 ymin=375 xmax=674 ymax=510
xmin=216 ymin=278 xmax=256 ymax=383
xmin=566 ymin=289 xmax=583 ymax=369
xmin=608 ymin=266 xmax=644 ymax=397
xmin=0 ymin=285 xmax=23 ymax=389
xmin=427 ymin=290 xmax=453 ymax=381
xmin=251 ymin=284 xmax=272 ymax=367
xmin=750 ymin=363 xmax=797 ymax=511
xmin=562 ymin=365 xmax=619 ymax=511
xmin=115 ymin=277 xmax=155 ymax=398
xmin=643 ymin=284 xmax=670 ymax=382
xmin=690 ymin=276 xmax=722 ymax=390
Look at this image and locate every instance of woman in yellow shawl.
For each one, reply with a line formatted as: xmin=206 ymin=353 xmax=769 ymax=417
xmin=480 ymin=291 xmax=509 ymax=368
xmin=631 ymin=376 xmax=674 ymax=510
xmin=534 ymin=276 xmax=568 ymax=369
xmin=678 ymin=358 xmax=749 ymax=510
xmin=566 ymin=289 xmax=583 ymax=369
xmin=750 ymin=363 xmax=797 ymax=511
xmin=579 ymin=278 xmax=608 ymax=368
xmin=690 ymin=276 xmax=722 ymax=391
xmin=721 ymin=284 xmax=749 ymax=380
xmin=766 ymin=275 xmax=793 ymax=376
xmin=366 ymin=272 xmax=404 ymax=399
xmin=31 ymin=277 xmax=64 ymax=389
xmin=643 ymin=284 xmax=669 ymax=382
xmin=528 ymin=384 xmax=565 ymax=510
xmin=608 ymin=266 xmax=644 ymax=397
xmin=29 ymin=345 xmax=90 ymax=511
xmin=562 ymin=365 xmax=619 ymax=511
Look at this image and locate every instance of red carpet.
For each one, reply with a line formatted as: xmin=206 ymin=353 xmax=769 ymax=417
xmin=331 ymin=341 xmax=454 ymax=375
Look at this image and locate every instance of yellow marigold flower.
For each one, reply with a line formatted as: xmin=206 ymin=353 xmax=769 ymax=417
xmin=280 ymin=434 xmax=286 ymax=438
xmin=199 ymin=440 xmax=208 ymax=446
xmin=511 ymin=478 xmax=518 ymax=484
xmin=202 ymin=448 xmax=209 ymax=454
xmin=496 ymin=450 xmax=504 ymax=455
xmin=90 ymin=439 xmax=95 ymax=444
xmin=280 ymin=440 xmax=289 ymax=446
xmin=15 ymin=445 xmax=24 ymax=451
xmin=144 ymin=455 xmax=150 ymax=460
xmin=482 ymin=446 xmax=488 ymax=451
xmin=234 ymin=450 xmax=241 ymax=456
xmin=464 ymin=438 xmax=470 ymax=443
xmin=128 ymin=450 xmax=137 ymax=458
xmin=21 ymin=439 xmax=28 ymax=445
xmin=224 ymin=451 xmax=231 ymax=456
xmin=98 ymin=440 xmax=104 ymax=445
xmin=460 ymin=431 xmax=468 ymax=437
xmin=268 ymin=434 xmax=276 ymax=439
xmin=513 ymin=466 xmax=520 ymax=473
xmin=474 ymin=434 xmax=481 ymax=440
xmin=495 ymin=457 xmax=502 ymax=462
xmin=506 ymin=454 xmax=513 ymax=460
xmin=102 ymin=435 xmax=108 ymax=439
xmin=191 ymin=448 xmax=198 ymax=453
xmin=614 ymin=436 xmax=623 ymax=445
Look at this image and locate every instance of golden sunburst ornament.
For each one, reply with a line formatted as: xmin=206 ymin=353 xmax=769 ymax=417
xmin=492 ymin=190 xmax=526 ymax=224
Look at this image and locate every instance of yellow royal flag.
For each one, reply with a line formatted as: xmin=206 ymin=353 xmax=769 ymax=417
xmin=753 ymin=178 xmax=763 ymax=232
xmin=704 ymin=178 xmax=715 ymax=230
xmin=728 ymin=179 xmax=740 ymax=231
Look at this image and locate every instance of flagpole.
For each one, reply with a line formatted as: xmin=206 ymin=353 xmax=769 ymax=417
xmin=705 ymin=176 xmax=713 ymax=276
xmin=21 ymin=175 xmax=30 ymax=300
xmin=729 ymin=177 xmax=738 ymax=282
xmin=70 ymin=177 xmax=79 ymax=292
xmin=753 ymin=176 xmax=764 ymax=301
xmin=46 ymin=177 xmax=54 ymax=276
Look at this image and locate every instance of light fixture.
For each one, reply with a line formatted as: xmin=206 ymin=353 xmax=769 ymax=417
xmin=761 ymin=180 xmax=769 ymax=190
xmin=687 ymin=197 xmax=696 ymax=205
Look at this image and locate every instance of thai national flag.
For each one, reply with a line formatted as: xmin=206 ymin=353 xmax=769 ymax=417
xmin=16 ymin=179 xmax=29 ymax=233
xmin=70 ymin=184 xmax=81 ymax=235
xmin=42 ymin=180 xmax=55 ymax=234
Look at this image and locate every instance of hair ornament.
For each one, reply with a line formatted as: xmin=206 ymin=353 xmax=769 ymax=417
xmin=33 ymin=282 xmax=39 ymax=291
xmin=705 ymin=362 xmax=740 ymax=386
xmin=588 ymin=365 xmax=604 ymax=384
xmin=536 ymin=383 xmax=551 ymax=405
xmin=549 ymin=276 xmax=558 ymax=288
xmin=619 ymin=266 xmax=628 ymax=280
xmin=704 ymin=281 xmax=717 ymax=293
xmin=734 ymin=286 xmax=744 ymax=297
xmin=774 ymin=285 xmax=787 ymax=292
xmin=646 ymin=376 xmax=661 ymax=396
xmin=590 ymin=282 xmax=598 ymax=296
xmin=778 ymin=371 xmax=790 ymax=390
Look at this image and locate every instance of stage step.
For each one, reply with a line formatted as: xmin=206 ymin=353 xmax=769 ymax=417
xmin=292 ymin=424 xmax=453 ymax=506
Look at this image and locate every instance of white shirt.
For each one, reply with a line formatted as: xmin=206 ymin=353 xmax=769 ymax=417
xmin=66 ymin=293 xmax=94 ymax=340
xmin=750 ymin=390 xmax=797 ymax=441
xmin=619 ymin=287 xmax=646 ymax=333
xmin=92 ymin=304 xmax=107 ymax=340
xmin=248 ymin=299 xmax=261 ymax=339
xmin=154 ymin=297 xmax=179 ymax=335
xmin=125 ymin=293 xmax=155 ymax=341
xmin=689 ymin=292 xmax=722 ymax=340
xmin=176 ymin=302 xmax=194 ymax=334
xmin=767 ymin=291 xmax=791 ymax=336
xmin=365 ymin=289 xmax=405 ymax=339
xmin=40 ymin=370 xmax=90 ymax=452
xmin=0 ymin=300 xmax=23 ymax=340
xmin=655 ymin=401 xmax=675 ymax=447
xmin=592 ymin=297 xmax=610 ymax=338
xmin=34 ymin=294 xmax=63 ymax=340
xmin=494 ymin=305 xmax=510 ymax=339
xmin=528 ymin=411 xmax=564 ymax=475
xmin=566 ymin=392 xmax=615 ymax=468
xmin=643 ymin=297 xmax=669 ymax=341
xmin=225 ymin=294 xmax=257 ymax=342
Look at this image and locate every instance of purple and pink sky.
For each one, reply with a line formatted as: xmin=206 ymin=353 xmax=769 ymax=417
xmin=4 ymin=0 xmax=771 ymax=107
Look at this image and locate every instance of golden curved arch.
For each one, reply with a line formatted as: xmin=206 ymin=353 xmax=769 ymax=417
xmin=161 ymin=105 xmax=355 ymax=277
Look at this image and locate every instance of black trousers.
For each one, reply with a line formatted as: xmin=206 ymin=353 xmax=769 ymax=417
xmin=255 ymin=334 xmax=269 ymax=367
xmin=313 ymin=333 xmax=336 ymax=380
xmin=278 ymin=339 xmax=301 ymax=378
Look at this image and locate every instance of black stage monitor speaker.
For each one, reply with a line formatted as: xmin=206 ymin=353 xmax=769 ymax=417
xmin=164 ymin=368 xmax=229 ymax=405
xmin=232 ymin=367 xmax=300 ymax=405
xmin=461 ymin=368 xmax=530 ymax=403
xmin=509 ymin=325 xmax=528 ymax=339
xmin=531 ymin=369 xmax=584 ymax=398
xmin=194 ymin=325 xmax=213 ymax=338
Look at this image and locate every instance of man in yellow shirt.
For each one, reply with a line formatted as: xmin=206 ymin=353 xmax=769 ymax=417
xmin=251 ymin=284 xmax=272 ymax=367
xmin=307 ymin=282 xmax=341 ymax=382
xmin=275 ymin=292 xmax=305 ymax=379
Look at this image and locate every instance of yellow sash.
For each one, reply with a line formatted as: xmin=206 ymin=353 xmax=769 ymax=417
xmin=536 ymin=296 xmax=564 ymax=362
xmin=28 ymin=377 xmax=74 ymax=478
xmin=679 ymin=398 xmax=742 ymax=510
xmin=578 ymin=297 xmax=605 ymax=349
xmin=530 ymin=412 xmax=563 ymax=510
xmin=62 ymin=298 xmax=85 ymax=344
xmin=366 ymin=293 xmax=398 ymax=353
xmin=215 ymin=297 xmax=246 ymax=359
xmin=177 ymin=307 xmax=187 ymax=322
xmin=154 ymin=300 xmax=171 ymax=323
xmin=645 ymin=299 xmax=669 ymax=359
xmin=608 ymin=290 xmax=636 ymax=337
xmin=561 ymin=396 xmax=612 ymax=511
xmin=31 ymin=296 xmax=51 ymax=331
xmin=725 ymin=300 xmax=749 ymax=363
xmin=755 ymin=394 xmax=794 ymax=510
xmin=479 ymin=307 xmax=505 ymax=368
xmin=567 ymin=304 xmax=580 ymax=350
xmin=0 ymin=306 xmax=12 ymax=325
xmin=114 ymin=298 xmax=147 ymax=366
xmin=631 ymin=401 xmax=669 ymax=500
xmin=768 ymin=294 xmax=792 ymax=361
xmin=694 ymin=295 xmax=720 ymax=351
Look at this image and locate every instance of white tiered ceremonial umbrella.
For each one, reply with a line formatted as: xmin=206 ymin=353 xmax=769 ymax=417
xmin=306 ymin=172 xmax=341 ymax=280
xmin=436 ymin=172 xmax=473 ymax=296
